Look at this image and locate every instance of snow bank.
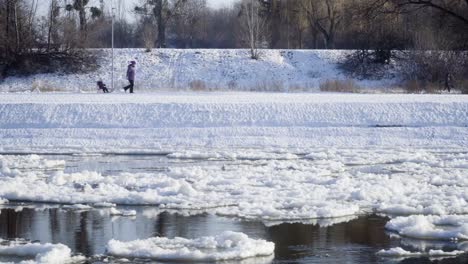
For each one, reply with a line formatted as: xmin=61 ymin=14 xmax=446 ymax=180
xmin=0 ymin=239 xmax=83 ymax=264
xmin=0 ymin=93 xmax=467 ymax=152
xmin=377 ymin=247 xmax=465 ymax=257
xmin=385 ymin=215 xmax=468 ymax=241
xmin=106 ymin=231 xmax=274 ymax=261
xmin=1 ymin=94 xmax=467 ymax=129
xmin=0 ymin=49 xmax=395 ymax=92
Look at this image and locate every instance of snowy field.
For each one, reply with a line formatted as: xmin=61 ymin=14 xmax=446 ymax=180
xmin=0 ymin=49 xmax=397 ymax=92
xmin=0 ymin=92 xmax=467 ymax=263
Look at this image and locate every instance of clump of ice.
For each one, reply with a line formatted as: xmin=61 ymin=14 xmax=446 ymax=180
xmin=61 ymin=204 xmax=92 ymax=211
xmin=167 ymin=150 xmax=299 ymax=161
xmin=0 ymin=239 xmax=84 ymax=264
xmin=0 ymin=148 xmax=467 ymax=223
xmin=377 ymin=247 xmax=465 ymax=257
xmin=385 ymin=215 xmax=468 ymax=241
xmin=109 ymin=207 xmax=137 ymax=217
xmin=93 ymin=202 xmax=116 ymax=208
xmin=0 ymin=155 xmax=64 ymax=174
xmin=0 ymin=198 xmax=8 ymax=204
xmin=106 ymin=231 xmax=274 ymax=261
xmin=377 ymin=247 xmax=422 ymax=257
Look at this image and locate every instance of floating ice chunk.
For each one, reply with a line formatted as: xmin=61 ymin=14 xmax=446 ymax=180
xmin=0 ymin=239 xmax=84 ymax=264
xmin=377 ymin=247 xmax=422 ymax=257
xmin=93 ymin=202 xmax=116 ymax=208
xmin=385 ymin=215 xmax=468 ymax=241
xmin=106 ymin=231 xmax=275 ymax=261
xmin=377 ymin=247 xmax=466 ymax=257
xmin=109 ymin=208 xmax=137 ymax=217
xmin=428 ymin=249 xmax=466 ymax=256
xmin=167 ymin=150 xmax=299 ymax=161
xmin=0 ymin=155 xmax=64 ymax=173
xmin=0 ymin=198 xmax=8 ymax=204
xmin=61 ymin=204 xmax=92 ymax=211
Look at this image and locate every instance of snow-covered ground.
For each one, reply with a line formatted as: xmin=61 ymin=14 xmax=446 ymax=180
xmin=0 ymin=49 xmax=397 ymax=92
xmin=0 ymin=93 xmax=467 ymax=153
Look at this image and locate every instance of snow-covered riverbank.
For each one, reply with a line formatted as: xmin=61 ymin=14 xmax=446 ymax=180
xmin=0 ymin=93 xmax=467 ymax=153
xmin=0 ymin=49 xmax=397 ymax=92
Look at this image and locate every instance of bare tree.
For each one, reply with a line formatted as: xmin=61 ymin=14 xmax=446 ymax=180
xmin=301 ymin=0 xmax=345 ymax=49
xmin=172 ymin=0 xmax=207 ymax=48
xmin=142 ymin=21 xmax=156 ymax=51
xmin=369 ymin=0 xmax=468 ymax=26
xmin=135 ymin=0 xmax=186 ymax=48
xmin=238 ymin=0 xmax=269 ymax=59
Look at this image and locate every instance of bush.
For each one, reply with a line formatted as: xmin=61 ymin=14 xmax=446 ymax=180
xmin=320 ymin=79 xmax=361 ymax=93
xmin=459 ymin=79 xmax=468 ymax=94
xmin=340 ymin=50 xmax=397 ymax=80
xmin=403 ymin=80 xmax=440 ymax=94
xmin=189 ymin=80 xmax=207 ymax=91
xmin=4 ymin=50 xmax=99 ymax=77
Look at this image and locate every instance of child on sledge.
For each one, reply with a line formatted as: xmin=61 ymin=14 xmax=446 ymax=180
xmin=97 ymin=80 xmax=110 ymax=93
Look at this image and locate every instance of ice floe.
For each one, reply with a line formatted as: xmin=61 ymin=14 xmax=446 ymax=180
xmin=0 ymin=239 xmax=84 ymax=264
xmin=0 ymin=148 xmax=467 ymax=223
xmin=377 ymin=247 xmax=465 ymax=257
xmin=106 ymin=231 xmax=274 ymax=261
xmin=385 ymin=215 xmax=468 ymax=241
xmin=109 ymin=207 xmax=137 ymax=217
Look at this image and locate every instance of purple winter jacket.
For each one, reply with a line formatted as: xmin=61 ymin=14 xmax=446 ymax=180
xmin=127 ymin=65 xmax=136 ymax=81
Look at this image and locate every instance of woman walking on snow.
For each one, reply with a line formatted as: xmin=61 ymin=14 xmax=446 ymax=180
xmin=124 ymin=61 xmax=136 ymax=93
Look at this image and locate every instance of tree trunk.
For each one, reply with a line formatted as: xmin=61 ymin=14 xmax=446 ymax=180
xmin=155 ymin=0 xmax=166 ymax=48
xmin=13 ymin=0 xmax=20 ymax=53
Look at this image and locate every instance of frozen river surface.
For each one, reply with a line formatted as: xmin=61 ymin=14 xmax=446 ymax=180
xmin=0 ymin=152 xmax=467 ymax=264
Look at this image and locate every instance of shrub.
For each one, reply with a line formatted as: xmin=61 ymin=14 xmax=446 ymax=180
xmin=5 ymin=50 xmax=99 ymax=77
xmin=189 ymin=80 xmax=207 ymax=91
xmin=320 ymin=79 xmax=361 ymax=93
xmin=403 ymin=80 xmax=440 ymax=94
xmin=340 ymin=50 xmax=397 ymax=80
xmin=399 ymin=51 xmax=468 ymax=93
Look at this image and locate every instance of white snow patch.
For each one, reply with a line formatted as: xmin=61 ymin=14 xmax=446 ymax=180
xmin=106 ymin=231 xmax=274 ymax=261
xmin=385 ymin=215 xmax=468 ymax=241
xmin=0 ymin=239 xmax=84 ymax=264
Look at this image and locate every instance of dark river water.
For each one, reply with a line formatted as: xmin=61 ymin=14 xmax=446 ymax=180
xmin=0 ymin=154 xmax=467 ymax=264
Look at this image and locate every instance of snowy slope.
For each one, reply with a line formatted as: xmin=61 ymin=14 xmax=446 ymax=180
xmin=0 ymin=49 xmax=396 ymax=92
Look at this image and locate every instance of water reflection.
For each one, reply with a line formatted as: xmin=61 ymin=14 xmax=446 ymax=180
xmin=0 ymin=206 xmax=466 ymax=263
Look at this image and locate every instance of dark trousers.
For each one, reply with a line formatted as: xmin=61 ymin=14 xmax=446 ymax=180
xmin=124 ymin=80 xmax=134 ymax=93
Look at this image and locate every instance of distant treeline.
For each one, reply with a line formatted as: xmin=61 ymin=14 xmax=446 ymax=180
xmin=1 ymin=0 xmax=468 ymax=92
xmin=1 ymin=0 xmax=467 ymax=51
